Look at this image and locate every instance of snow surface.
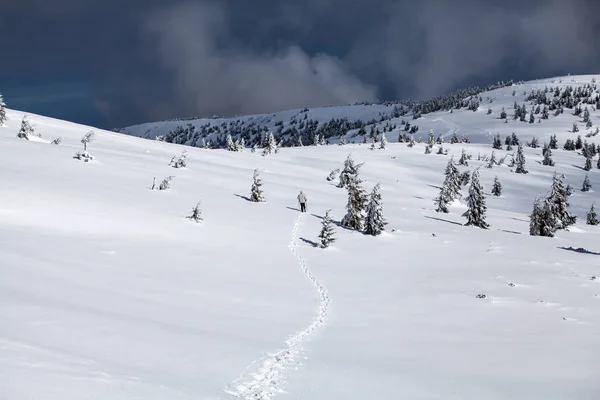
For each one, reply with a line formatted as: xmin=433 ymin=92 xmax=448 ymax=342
xmin=2 ymin=75 xmax=600 ymax=400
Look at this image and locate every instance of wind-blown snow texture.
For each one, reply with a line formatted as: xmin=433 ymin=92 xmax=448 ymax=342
xmin=2 ymin=75 xmax=600 ymax=400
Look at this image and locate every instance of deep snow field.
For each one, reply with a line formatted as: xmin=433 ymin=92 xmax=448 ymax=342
xmin=2 ymin=75 xmax=600 ymax=400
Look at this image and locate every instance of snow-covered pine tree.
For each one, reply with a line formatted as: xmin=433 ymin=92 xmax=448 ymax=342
xmin=542 ymin=147 xmax=555 ymax=166
xmin=341 ymin=174 xmax=368 ymax=230
xmin=51 ymin=137 xmax=62 ymax=145
xmin=424 ymin=145 xmax=432 ymax=154
xmin=529 ymin=197 xmax=556 ymax=237
xmin=573 ymin=122 xmax=579 ymax=133
xmin=529 ymin=136 xmax=539 ymax=148
xmin=327 ymin=168 xmax=340 ymax=182
xmin=515 ymin=143 xmax=528 ymax=174
xmin=547 ymin=172 xmax=577 ymax=230
xmin=492 ymin=134 xmax=502 ymax=150
xmin=17 ymin=115 xmax=34 ymax=139
xmin=462 ymin=169 xmax=489 ymax=229
xmin=186 ymin=201 xmax=203 ymax=223
xmin=492 ymin=176 xmax=502 ymax=196
xmin=338 ymin=154 xmax=363 ymax=189
xmin=226 ymin=134 xmax=237 ymax=151
xmin=339 ymin=136 xmax=346 ymax=146
xmin=486 ymin=151 xmax=496 ymax=168
xmin=434 ymin=158 xmax=462 ymax=213
xmin=586 ymin=204 xmax=599 ymax=225
xmin=159 ymin=176 xmax=174 ymax=190
xmin=500 ymin=108 xmax=507 ymax=119
xmin=318 ymin=210 xmax=337 ymax=248
xmin=379 ymin=133 xmax=387 ymax=149
xmin=458 ymin=149 xmax=469 ymax=166
xmin=250 ymin=169 xmax=265 ymax=202
xmin=319 ymin=135 xmax=326 ymax=146
xmin=262 ymin=132 xmax=277 ymax=156
xmin=81 ymin=131 xmax=95 ymax=152
xmin=296 ymin=136 xmax=303 ymax=147
xmin=407 ymin=135 xmax=415 ymax=147
xmin=0 ymin=93 xmax=6 ymax=125
xmin=364 ymin=183 xmax=387 ymax=236
xmin=582 ymin=174 xmax=592 ymax=192
xmin=169 ymin=149 xmax=188 ymax=168
xmin=584 ymin=155 xmax=592 ymax=171
xmin=428 ymin=129 xmax=435 ymax=146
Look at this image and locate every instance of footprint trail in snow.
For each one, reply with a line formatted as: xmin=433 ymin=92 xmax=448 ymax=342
xmin=223 ymin=214 xmax=330 ymax=400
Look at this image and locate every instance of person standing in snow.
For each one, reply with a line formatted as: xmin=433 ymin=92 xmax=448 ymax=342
xmin=297 ymin=191 xmax=308 ymax=213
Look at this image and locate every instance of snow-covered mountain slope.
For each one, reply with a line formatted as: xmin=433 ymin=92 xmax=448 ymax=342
xmin=2 ymin=75 xmax=600 ymax=400
xmin=118 ymin=75 xmax=600 ymax=150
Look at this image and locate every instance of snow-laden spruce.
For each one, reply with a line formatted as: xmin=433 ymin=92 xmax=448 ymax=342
xmin=462 ymin=169 xmax=489 ymax=229
xmin=434 ymin=158 xmax=462 ymax=213
xmin=491 ymin=176 xmax=502 ymax=196
xmin=547 ymin=172 xmax=577 ymax=230
xmin=364 ymin=183 xmax=387 ymax=236
xmin=261 ymin=132 xmax=277 ymax=156
xmin=187 ymin=201 xmax=203 ymax=223
xmin=581 ymin=175 xmax=592 ymax=192
xmin=379 ymin=133 xmax=387 ymax=149
xmin=341 ymin=174 xmax=368 ymax=231
xmin=586 ymin=204 xmax=599 ymax=225
xmin=75 ymin=131 xmax=96 ymax=161
xmin=529 ymin=197 xmax=556 ymax=237
xmin=338 ymin=154 xmax=364 ymax=189
xmin=458 ymin=149 xmax=469 ymax=166
xmin=250 ymin=169 xmax=265 ymax=202
xmin=169 ymin=149 xmax=188 ymax=168
xmin=542 ymin=146 xmax=555 ymax=166
xmin=17 ymin=115 xmax=35 ymax=139
xmin=515 ymin=143 xmax=528 ymax=174
xmin=327 ymin=168 xmax=340 ymax=182
xmin=318 ymin=210 xmax=336 ymax=248
xmin=158 ymin=176 xmax=174 ymax=191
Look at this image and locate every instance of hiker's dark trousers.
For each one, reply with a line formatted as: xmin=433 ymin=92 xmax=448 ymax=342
xmin=300 ymin=203 xmax=306 ymax=213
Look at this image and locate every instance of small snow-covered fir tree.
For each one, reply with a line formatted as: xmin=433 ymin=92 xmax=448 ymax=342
xmin=548 ymin=172 xmax=577 ymax=230
xmin=486 ymin=151 xmax=496 ymax=168
xmin=341 ymin=175 xmax=368 ymax=231
xmin=159 ymin=176 xmax=174 ymax=190
xmin=338 ymin=154 xmax=364 ymax=189
xmin=296 ymin=136 xmax=303 ymax=147
xmin=434 ymin=158 xmax=462 ymax=213
xmin=327 ymin=168 xmax=340 ymax=182
xmin=250 ymin=169 xmax=265 ymax=202
xmin=424 ymin=145 xmax=432 ymax=154
xmin=529 ymin=136 xmax=539 ymax=148
xmin=262 ymin=132 xmax=277 ymax=156
xmin=318 ymin=210 xmax=337 ymax=248
xmin=364 ymin=183 xmax=387 ymax=236
xmin=186 ymin=201 xmax=203 ymax=223
xmin=582 ymin=174 xmax=592 ymax=192
xmin=17 ymin=115 xmax=34 ymax=139
xmin=462 ymin=169 xmax=489 ymax=228
xmin=542 ymin=147 xmax=555 ymax=166
xmin=226 ymin=134 xmax=237 ymax=151
xmin=339 ymin=136 xmax=346 ymax=146
xmin=0 ymin=93 xmax=7 ymax=125
xmin=379 ymin=133 xmax=387 ymax=149
xmin=81 ymin=131 xmax=95 ymax=151
xmin=491 ymin=176 xmax=502 ymax=196
xmin=458 ymin=149 xmax=469 ymax=166
xmin=529 ymin=197 xmax=556 ymax=237
xmin=586 ymin=204 xmax=599 ymax=225
xmin=492 ymin=134 xmax=502 ymax=150
xmin=169 ymin=149 xmax=188 ymax=168
xmin=319 ymin=134 xmax=326 ymax=146
xmin=515 ymin=143 xmax=528 ymax=173
xmin=51 ymin=137 xmax=62 ymax=145
xmin=573 ymin=122 xmax=579 ymax=133
xmin=549 ymin=134 xmax=558 ymax=149
xmin=584 ymin=155 xmax=592 ymax=171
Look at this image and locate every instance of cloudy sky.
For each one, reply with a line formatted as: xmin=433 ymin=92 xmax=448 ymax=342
xmin=2 ymin=0 xmax=599 ymax=129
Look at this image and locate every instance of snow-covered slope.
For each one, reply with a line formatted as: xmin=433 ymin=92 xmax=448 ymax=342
xmin=2 ymin=75 xmax=600 ymax=400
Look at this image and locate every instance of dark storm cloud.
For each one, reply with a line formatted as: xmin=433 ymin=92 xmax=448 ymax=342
xmin=2 ymin=0 xmax=600 ymax=128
